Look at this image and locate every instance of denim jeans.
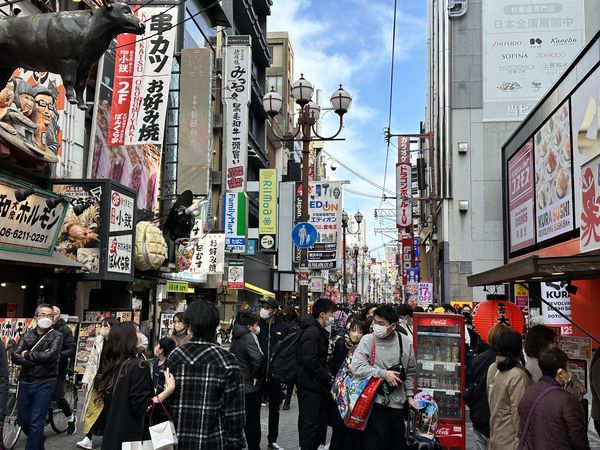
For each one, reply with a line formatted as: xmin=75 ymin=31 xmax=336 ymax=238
xmin=473 ymin=428 xmax=489 ymax=450
xmin=17 ymin=378 xmax=56 ymax=450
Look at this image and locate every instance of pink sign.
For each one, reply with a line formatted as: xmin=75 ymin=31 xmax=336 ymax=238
xmin=508 ymin=140 xmax=535 ymax=253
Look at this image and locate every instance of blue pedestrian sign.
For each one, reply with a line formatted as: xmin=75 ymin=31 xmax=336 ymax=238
xmin=292 ymin=222 xmax=318 ymax=249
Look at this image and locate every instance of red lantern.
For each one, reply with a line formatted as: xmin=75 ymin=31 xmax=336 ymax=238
xmin=473 ymin=300 xmax=525 ymax=344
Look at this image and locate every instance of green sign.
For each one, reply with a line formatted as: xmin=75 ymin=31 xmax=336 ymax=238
xmin=166 ymin=281 xmax=189 ymax=293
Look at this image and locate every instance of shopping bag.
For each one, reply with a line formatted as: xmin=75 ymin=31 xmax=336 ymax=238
xmin=148 ymin=397 xmax=178 ymax=450
xmin=121 ymin=441 xmax=153 ymax=450
xmin=345 ymin=376 xmax=382 ymax=430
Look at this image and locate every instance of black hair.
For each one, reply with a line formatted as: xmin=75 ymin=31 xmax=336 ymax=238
xmin=311 ymin=298 xmax=336 ymax=318
xmin=397 ymin=304 xmax=414 ymax=318
xmin=347 ymin=318 xmax=367 ymax=334
xmin=236 ymin=311 xmax=258 ymax=327
xmin=374 ymin=304 xmax=399 ymax=325
xmin=184 ymin=300 xmax=220 ymax=341
xmin=496 ymin=330 xmax=523 ymax=372
xmin=97 ymin=322 xmax=139 ymax=397
xmin=524 ymin=325 xmax=556 ymax=358
xmin=538 ymin=347 xmax=568 ymax=377
xmin=173 ymin=312 xmax=186 ymax=325
xmin=158 ymin=337 xmax=176 ymax=357
xmin=441 ymin=303 xmax=455 ymax=313
xmin=101 ymin=317 xmax=119 ymax=328
xmin=283 ymin=305 xmax=299 ymax=322
xmin=414 ymin=306 xmax=425 ymax=313
xmin=361 ymin=303 xmax=377 ymax=320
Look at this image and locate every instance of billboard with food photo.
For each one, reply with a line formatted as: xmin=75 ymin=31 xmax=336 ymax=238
xmin=534 ymin=101 xmax=573 ymax=243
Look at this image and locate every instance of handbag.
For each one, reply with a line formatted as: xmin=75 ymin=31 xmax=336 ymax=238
xmin=148 ymin=397 xmax=178 ymax=450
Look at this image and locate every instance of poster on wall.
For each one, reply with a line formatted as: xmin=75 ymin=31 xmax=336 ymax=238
xmin=540 ymin=282 xmax=572 ymax=332
xmin=534 ymin=101 xmax=573 ymax=242
xmin=159 ymin=313 xmax=174 ymax=339
xmin=508 ymin=140 xmax=536 ymax=252
xmin=571 ymin=65 xmax=600 ymax=234
xmin=580 ymin=153 xmax=600 ymax=252
xmin=74 ymin=322 xmax=98 ymax=374
xmin=418 ymin=281 xmax=433 ymax=305
xmin=227 ymin=260 xmax=244 ymax=289
xmin=0 ymin=318 xmax=33 ymax=346
xmin=559 ymin=336 xmax=592 ymax=360
xmin=52 ymin=183 xmax=103 ymax=273
xmin=482 ymin=0 xmax=585 ymax=121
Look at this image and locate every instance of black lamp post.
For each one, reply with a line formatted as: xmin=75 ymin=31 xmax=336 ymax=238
xmin=361 ymin=245 xmax=368 ymax=300
xmin=341 ymin=210 xmax=362 ymax=303
xmin=353 ymin=244 xmax=359 ymax=295
xmin=263 ymin=76 xmax=352 ymax=315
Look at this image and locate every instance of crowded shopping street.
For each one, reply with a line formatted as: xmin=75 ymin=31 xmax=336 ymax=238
xmin=1 ymin=0 xmax=600 ymax=449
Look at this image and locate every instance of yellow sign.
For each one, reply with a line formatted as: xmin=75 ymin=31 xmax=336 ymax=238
xmin=259 ymin=169 xmax=277 ymax=235
xmin=451 ymin=301 xmax=473 ymax=310
xmin=515 ymin=283 xmax=529 ymax=298
xmin=166 ymin=281 xmax=189 ymax=293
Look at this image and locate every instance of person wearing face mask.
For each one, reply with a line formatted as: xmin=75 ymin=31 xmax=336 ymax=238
xmin=396 ymin=304 xmax=414 ymax=342
xmin=297 ymin=298 xmax=337 ymax=450
xmin=256 ymin=298 xmax=290 ymax=450
xmin=76 ymin=317 xmax=118 ymax=449
xmin=230 ymin=311 xmax=265 ymax=450
xmin=11 ymin=304 xmax=63 ymax=450
xmin=170 ymin=312 xmax=191 ymax=347
xmin=351 ymin=304 xmax=417 ymax=450
xmin=518 ymin=347 xmax=590 ymax=449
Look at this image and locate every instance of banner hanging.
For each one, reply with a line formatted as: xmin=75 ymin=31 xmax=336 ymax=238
xmin=190 ymin=233 xmax=225 ymax=275
xmin=259 ymin=169 xmax=277 ymax=252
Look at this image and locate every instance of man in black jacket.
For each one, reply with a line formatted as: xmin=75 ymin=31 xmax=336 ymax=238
xmin=51 ymin=306 xmax=77 ymax=434
xmin=257 ymin=298 xmax=290 ymax=449
xmin=297 ymin=298 xmax=336 ymax=450
xmin=12 ymin=303 xmax=63 ymax=450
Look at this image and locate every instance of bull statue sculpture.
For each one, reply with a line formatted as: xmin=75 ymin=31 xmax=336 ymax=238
xmin=0 ymin=0 xmax=145 ymax=110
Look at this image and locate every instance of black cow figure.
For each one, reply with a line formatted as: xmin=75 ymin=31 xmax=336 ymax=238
xmin=0 ymin=0 xmax=145 ymax=110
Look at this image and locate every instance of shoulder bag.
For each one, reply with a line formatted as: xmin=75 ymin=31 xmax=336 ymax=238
xmin=516 ymin=385 xmax=561 ymax=450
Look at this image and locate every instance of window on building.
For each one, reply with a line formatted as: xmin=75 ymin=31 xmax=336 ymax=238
xmin=271 ymin=44 xmax=283 ymax=67
xmin=266 ymin=76 xmax=283 ymax=95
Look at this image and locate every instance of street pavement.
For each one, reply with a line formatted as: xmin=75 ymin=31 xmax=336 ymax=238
xmin=12 ymin=393 xmax=600 ymax=449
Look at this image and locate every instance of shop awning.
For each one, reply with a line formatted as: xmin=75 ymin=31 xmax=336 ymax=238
xmin=0 ymin=249 xmax=82 ymax=268
xmin=467 ymin=254 xmax=600 ymax=287
xmin=244 ymin=282 xmax=275 ymax=298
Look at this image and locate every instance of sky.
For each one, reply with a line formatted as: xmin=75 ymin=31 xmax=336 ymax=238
xmin=268 ymin=0 xmax=428 ymax=258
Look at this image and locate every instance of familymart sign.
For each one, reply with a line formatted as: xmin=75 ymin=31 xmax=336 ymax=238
xmin=224 ymin=192 xmax=247 ymax=253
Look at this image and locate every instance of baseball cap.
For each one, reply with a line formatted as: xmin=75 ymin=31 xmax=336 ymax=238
xmin=260 ymin=297 xmax=280 ymax=309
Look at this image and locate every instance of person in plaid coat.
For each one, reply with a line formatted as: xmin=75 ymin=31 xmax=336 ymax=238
xmin=166 ymin=300 xmax=245 ymax=450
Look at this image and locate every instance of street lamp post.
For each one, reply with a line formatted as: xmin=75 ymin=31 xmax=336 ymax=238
xmin=361 ymin=245 xmax=368 ymax=300
xmin=263 ymin=76 xmax=352 ymax=315
xmin=341 ymin=210 xmax=362 ymax=304
xmin=353 ymin=244 xmax=359 ymax=296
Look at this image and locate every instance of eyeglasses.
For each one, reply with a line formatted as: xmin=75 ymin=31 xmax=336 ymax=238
xmin=35 ymin=99 xmax=55 ymax=111
xmin=36 ymin=313 xmax=53 ymax=319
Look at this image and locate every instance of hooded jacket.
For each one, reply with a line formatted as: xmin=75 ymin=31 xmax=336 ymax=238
xmin=518 ymin=376 xmax=590 ymax=450
xmin=229 ymin=323 xmax=265 ymax=393
xmin=297 ymin=315 xmax=332 ymax=394
xmin=257 ymin=314 xmax=290 ymax=378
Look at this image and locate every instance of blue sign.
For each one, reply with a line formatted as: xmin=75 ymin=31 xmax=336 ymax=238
xmin=246 ymin=239 xmax=256 ymax=256
xmin=292 ymin=222 xmax=318 ymax=249
xmin=406 ymin=267 xmax=420 ymax=284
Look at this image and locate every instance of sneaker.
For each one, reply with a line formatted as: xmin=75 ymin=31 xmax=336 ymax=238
xmin=268 ymin=443 xmax=284 ymax=450
xmin=282 ymin=402 xmax=290 ymax=411
xmin=76 ymin=436 xmax=93 ymax=449
xmin=67 ymin=415 xmax=77 ymax=436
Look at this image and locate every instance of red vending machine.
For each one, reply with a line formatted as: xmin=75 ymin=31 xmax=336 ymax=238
xmin=413 ymin=313 xmax=466 ymax=450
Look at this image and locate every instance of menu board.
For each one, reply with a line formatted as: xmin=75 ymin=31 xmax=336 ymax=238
xmin=508 ymin=140 xmax=536 ymax=252
xmin=83 ymin=309 xmax=133 ymax=322
xmin=559 ymin=336 xmax=592 ymax=360
xmin=534 ymin=101 xmax=573 ymax=242
xmin=74 ymin=322 xmax=98 ymax=374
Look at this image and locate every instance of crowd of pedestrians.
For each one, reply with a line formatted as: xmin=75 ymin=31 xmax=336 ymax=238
xmin=0 ymin=299 xmax=595 ymax=449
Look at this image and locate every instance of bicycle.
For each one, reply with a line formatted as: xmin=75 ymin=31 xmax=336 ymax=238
xmin=3 ymin=373 xmax=79 ymax=450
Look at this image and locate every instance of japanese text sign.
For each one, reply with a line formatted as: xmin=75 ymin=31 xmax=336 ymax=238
xmin=223 ymin=35 xmax=252 ymax=192
xmin=108 ymin=6 xmax=178 ymax=146
xmin=508 ymin=140 xmax=536 ymax=253
xmin=189 ymin=233 xmax=225 ymax=275
xmin=0 ymin=178 xmax=67 ymax=255
xmin=107 ymin=234 xmax=133 ymax=274
xmin=396 ymin=163 xmax=412 ymax=229
xmin=227 ymin=260 xmax=244 ymax=289
xmin=109 ymin=190 xmax=134 ymax=233
xmin=166 ymin=281 xmax=189 ymax=293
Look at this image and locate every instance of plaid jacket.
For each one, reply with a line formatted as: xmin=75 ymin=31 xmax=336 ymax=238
xmin=165 ymin=339 xmax=245 ymax=450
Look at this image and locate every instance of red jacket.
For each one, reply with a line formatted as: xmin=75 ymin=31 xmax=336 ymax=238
xmin=518 ymin=376 xmax=590 ymax=450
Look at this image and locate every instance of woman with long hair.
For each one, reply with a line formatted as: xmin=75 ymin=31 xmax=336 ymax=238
xmin=98 ymin=322 xmax=175 ymax=450
xmin=170 ymin=312 xmax=191 ymax=347
xmin=486 ymin=330 xmax=531 ymax=450
xmin=76 ymin=317 xmax=118 ymax=450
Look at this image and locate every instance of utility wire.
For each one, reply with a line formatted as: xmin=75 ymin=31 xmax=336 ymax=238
xmin=381 ymin=0 xmax=398 ymax=198
xmin=117 ymin=0 xmax=221 ymax=49
xmin=344 ymin=187 xmax=385 ymax=199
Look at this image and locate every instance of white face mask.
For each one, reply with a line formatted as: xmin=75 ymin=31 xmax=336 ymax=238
xmin=260 ymin=308 xmax=271 ymax=320
xmin=37 ymin=317 xmax=53 ymax=330
xmin=252 ymin=326 xmax=261 ymax=335
xmin=373 ymin=324 xmax=391 ymax=339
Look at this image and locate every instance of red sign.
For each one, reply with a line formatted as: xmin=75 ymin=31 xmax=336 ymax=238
xmin=508 ymin=139 xmax=535 ymax=253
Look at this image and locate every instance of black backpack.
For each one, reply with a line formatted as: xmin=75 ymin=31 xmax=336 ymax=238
xmin=270 ymin=330 xmax=303 ymax=383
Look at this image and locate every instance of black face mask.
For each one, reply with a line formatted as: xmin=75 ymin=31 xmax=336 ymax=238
xmin=462 ymin=312 xmax=472 ymax=320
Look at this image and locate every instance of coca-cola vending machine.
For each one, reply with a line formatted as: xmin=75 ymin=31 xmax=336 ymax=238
xmin=413 ymin=313 xmax=466 ymax=450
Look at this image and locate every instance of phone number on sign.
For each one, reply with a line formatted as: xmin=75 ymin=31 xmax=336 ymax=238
xmin=0 ymin=227 xmax=49 ymax=244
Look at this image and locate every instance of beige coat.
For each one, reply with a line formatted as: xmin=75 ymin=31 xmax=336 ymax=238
xmin=486 ymin=361 xmax=530 ymax=450
xmin=82 ymin=335 xmax=104 ymax=415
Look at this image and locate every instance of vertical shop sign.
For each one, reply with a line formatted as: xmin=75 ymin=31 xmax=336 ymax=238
xmin=259 ymin=169 xmax=277 ymax=252
xmin=534 ymin=101 xmax=573 ymax=242
xmin=107 ymin=188 xmax=135 ymax=275
xmin=109 ymin=190 xmax=134 ymax=233
xmin=401 ymin=236 xmax=414 ymax=285
xmin=224 ymin=192 xmax=247 ymax=253
xmin=514 ymin=283 xmax=530 ymax=316
xmin=508 ymin=140 xmax=536 ymax=253
xmin=540 ymin=282 xmax=572 ymax=333
xmin=179 ymin=48 xmax=213 ymax=196
xmin=189 ymin=233 xmax=225 ymax=275
xmin=227 ymin=260 xmax=245 ymax=289
xmin=108 ymin=6 xmax=177 ymax=146
xmin=482 ymin=0 xmax=584 ymax=121
xmin=223 ymin=35 xmax=252 ymax=192
xmin=396 ymin=136 xmax=412 ymax=229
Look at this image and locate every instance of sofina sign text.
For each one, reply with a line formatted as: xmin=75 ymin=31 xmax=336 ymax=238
xmin=224 ymin=192 xmax=247 ymax=253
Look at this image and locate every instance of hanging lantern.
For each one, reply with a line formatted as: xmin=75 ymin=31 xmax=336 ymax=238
xmin=473 ymin=300 xmax=525 ymax=343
